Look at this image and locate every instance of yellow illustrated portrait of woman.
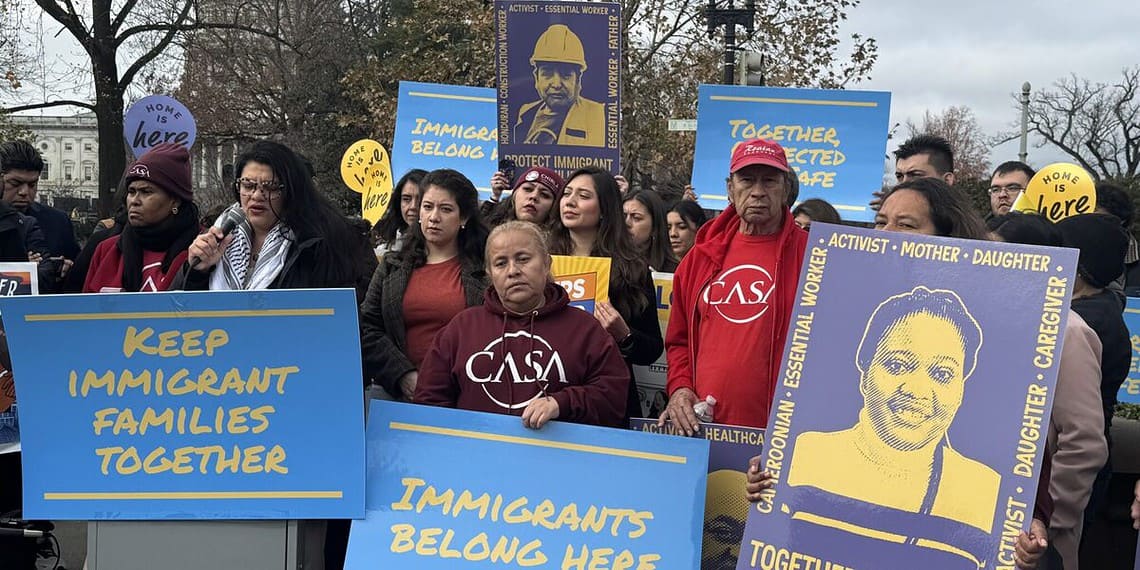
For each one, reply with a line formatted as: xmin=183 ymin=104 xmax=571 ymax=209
xmin=788 ymin=286 xmax=999 ymax=535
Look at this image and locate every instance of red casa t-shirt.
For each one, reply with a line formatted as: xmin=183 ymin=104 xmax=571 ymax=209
xmin=693 ymin=232 xmax=779 ymax=427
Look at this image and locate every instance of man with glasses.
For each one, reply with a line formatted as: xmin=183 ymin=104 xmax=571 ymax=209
xmin=988 ymin=161 xmax=1035 ymax=217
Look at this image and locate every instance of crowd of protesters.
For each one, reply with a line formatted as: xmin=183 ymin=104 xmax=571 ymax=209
xmin=1 ymin=129 xmax=1139 ymax=570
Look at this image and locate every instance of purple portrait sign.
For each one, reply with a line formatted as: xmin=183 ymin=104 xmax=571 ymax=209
xmin=631 ymin=419 xmax=763 ymax=570
xmin=123 ymin=95 xmax=197 ymax=160
xmin=494 ymin=0 xmax=621 ymax=180
xmin=739 ymin=223 xmax=1078 ymax=570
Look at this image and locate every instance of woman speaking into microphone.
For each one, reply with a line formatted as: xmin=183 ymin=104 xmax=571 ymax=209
xmin=178 ymin=141 xmax=367 ymax=300
xmin=176 ymin=140 xmax=371 ymax=570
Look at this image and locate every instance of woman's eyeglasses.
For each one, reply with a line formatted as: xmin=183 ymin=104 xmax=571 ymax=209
xmin=236 ymin=178 xmax=284 ymax=197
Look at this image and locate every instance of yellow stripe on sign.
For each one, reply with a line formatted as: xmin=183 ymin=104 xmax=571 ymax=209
xmin=388 ymin=422 xmax=687 ymax=464
xmin=24 ymin=309 xmax=335 ymax=322
xmin=832 ymin=204 xmax=868 ymax=213
xmin=709 ymin=95 xmax=879 ymax=108
xmin=1125 ymin=308 xmax=1140 ymax=315
xmin=699 ymin=194 xmax=727 ymax=201
xmin=408 ymin=91 xmax=496 ymax=103
xmin=43 ymin=491 xmax=342 ymax=500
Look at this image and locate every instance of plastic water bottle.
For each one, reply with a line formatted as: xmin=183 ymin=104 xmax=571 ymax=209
xmin=693 ymin=395 xmax=717 ymax=423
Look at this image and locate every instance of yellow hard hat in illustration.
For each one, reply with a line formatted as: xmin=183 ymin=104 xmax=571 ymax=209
xmin=530 ymin=24 xmax=588 ymax=72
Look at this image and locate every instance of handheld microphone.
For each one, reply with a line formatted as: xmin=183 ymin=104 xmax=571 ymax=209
xmin=190 ymin=204 xmax=247 ymax=269
xmin=0 ymin=527 xmax=44 ymax=538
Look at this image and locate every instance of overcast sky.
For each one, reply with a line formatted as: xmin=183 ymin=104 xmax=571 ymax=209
xmin=840 ymin=0 xmax=1137 ymax=169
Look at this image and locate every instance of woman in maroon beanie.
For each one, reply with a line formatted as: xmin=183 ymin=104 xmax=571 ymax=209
xmin=484 ymin=166 xmax=563 ymax=227
xmin=83 ymin=143 xmax=198 ymax=292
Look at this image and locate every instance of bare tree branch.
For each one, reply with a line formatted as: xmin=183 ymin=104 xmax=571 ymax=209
xmin=117 ymin=21 xmax=294 ymax=50
xmin=32 ymin=0 xmax=91 ymax=52
xmin=111 ymin=0 xmax=142 ymax=34
xmin=3 ymin=100 xmax=97 ymax=113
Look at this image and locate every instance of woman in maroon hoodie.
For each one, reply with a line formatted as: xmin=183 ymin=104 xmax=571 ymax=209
xmin=416 ymin=221 xmax=630 ymax=428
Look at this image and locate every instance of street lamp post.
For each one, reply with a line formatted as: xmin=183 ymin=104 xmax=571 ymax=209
xmin=1019 ymin=82 xmax=1031 ymax=163
xmin=705 ymin=0 xmax=756 ymax=85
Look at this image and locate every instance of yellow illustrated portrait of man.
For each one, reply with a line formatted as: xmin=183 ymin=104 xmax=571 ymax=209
xmin=788 ymin=286 xmax=1000 ymax=534
xmin=702 ymin=469 xmax=749 ymax=570
xmin=512 ymin=24 xmax=605 ymax=147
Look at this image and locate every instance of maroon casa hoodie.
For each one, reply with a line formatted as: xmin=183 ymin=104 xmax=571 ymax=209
xmin=415 ymin=282 xmax=630 ymax=428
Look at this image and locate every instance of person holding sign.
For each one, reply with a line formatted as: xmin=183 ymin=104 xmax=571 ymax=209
xmin=416 ymin=221 xmax=629 ymax=428
xmin=484 ymin=166 xmax=563 ymax=227
xmin=373 ymin=168 xmax=427 ymax=258
xmin=874 ymin=178 xmax=990 ymax=239
xmin=623 ymin=190 xmax=678 ymax=272
xmin=181 ymin=141 xmax=367 ymax=299
xmin=990 ymin=213 xmax=1109 ymax=570
xmin=662 ymin=138 xmax=807 ymax=432
xmin=749 ymin=188 xmax=1054 ymax=569
xmin=548 ymin=166 xmax=663 ymax=421
xmin=1054 ymin=213 xmax=1131 ymax=556
xmin=83 ymin=143 xmax=199 ymax=293
xmin=360 ymin=169 xmax=490 ymax=401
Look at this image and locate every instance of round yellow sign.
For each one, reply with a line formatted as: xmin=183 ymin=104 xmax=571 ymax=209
xmin=340 ymin=139 xmax=388 ymax=194
xmin=1011 ymin=163 xmax=1096 ymax=222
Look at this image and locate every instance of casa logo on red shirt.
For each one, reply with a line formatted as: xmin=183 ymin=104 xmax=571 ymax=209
xmin=702 ymin=264 xmax=775 ymax=324
xmin=463 ymin=330 xmax=567 ymax=410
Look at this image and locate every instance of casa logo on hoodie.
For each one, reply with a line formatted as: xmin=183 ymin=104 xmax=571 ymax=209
xmin=463 ymin=330 xmax=568 ymax=410
xmin=702 ymin=264 xmax=775 ymax=324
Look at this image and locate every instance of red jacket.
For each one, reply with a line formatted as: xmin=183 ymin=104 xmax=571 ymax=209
xmin=83 ymin=236 xmax=188 ymax=293
xmin=415 ymin=282 xmax=630 ymax=428
xmin=664 ymin=206 xmax=807 ymax=427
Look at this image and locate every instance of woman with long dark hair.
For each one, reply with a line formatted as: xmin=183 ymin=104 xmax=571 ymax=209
xmin=667 ymin=200 xmax=707 ymax=261
xmin=181 ymin=140 xmax=369 ymax=300
xmin=360 ymin=168 xmax=490 ymax=401
xmin=623 ymin=189 xmax=677 ymax=272
xmin=484 ymin=167 xmax=563 ymax=227
xmin=548 ymin=166 xmax=664 ymax=420
xmin=84 ymin=143 xmax=199 ymax=293
xmin=374 ymin=169 xmax=427 ymax=257
xmin=874 ymin=178 xmax=989 ymax=239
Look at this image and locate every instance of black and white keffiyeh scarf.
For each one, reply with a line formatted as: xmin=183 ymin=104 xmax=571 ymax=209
xmin=209 ymin=215 xmax=293 ymax=291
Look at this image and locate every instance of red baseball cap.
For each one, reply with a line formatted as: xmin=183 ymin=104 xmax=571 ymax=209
xmin=729 ymin=138 xmax=790 ymax=173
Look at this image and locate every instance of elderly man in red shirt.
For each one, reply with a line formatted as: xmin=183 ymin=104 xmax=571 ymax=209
xmin=660 ymin=138 xmax=807 ymax=433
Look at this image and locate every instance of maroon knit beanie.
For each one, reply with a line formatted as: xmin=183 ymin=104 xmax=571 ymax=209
xmin=123 ymin=143 xmax=193 ymax=202
xmin=513 ymin=166 xmax=564 ymax=194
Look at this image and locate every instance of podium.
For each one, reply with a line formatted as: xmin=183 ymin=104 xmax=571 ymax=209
xmin=85 ymin=520 xmax=320 ymax=570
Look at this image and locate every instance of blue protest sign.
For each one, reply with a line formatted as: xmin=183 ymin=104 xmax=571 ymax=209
xmin=123 ymin=95 xmax=197 ymax=160
xmin=2 ymin=289 xmax=365 ymax=520
xmin=393 ymin=82 xmax=498 ymax=198
xmin=495 ymin=0 xmax=621 ymax=181
xmin=1118 ymin=298 xmax=1140 ymax=404
xmin=692 ymin=85 xmax=891 ymax=218
xmin=344 ymin=401 xmax=709 ymax=569
xmin=739 ymin=224 xmax=1078 ymax=569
